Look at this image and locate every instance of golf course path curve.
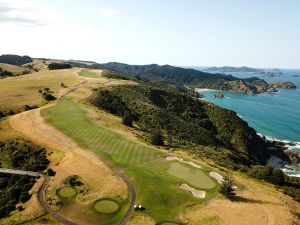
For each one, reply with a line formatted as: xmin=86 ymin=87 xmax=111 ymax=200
xmin=37 ymin=176 xmax=78 ymax=225
xmin=119 ymin=169 xmax=137 ymax=225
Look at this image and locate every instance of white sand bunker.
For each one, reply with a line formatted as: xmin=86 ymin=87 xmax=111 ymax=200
xmin=166 ymin=156 xmax=201 ymax=169
xmin=209 ymin=172 xmax=237 ymax=189
xmin=179 ymin=183 xmax=206 ymax=198
xmin=209 ymin=172 xmax=224 ymax=184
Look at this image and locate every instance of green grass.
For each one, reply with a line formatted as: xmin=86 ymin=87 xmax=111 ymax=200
xmin=42 ymin=98 xmax=219 ymax=223
xmin=57 ymin=187 xmax=77 ymax=198
xmin=94 ymin=199 xmax=120 ymax=214
xmin=79 ymin=69 xmax=102 ymax=78
xmin=168 ymin=162 xmax=215 ymax=189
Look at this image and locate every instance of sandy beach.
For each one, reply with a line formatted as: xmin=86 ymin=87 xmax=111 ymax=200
xmin=195 ymin=88 xmax=218 ymax=92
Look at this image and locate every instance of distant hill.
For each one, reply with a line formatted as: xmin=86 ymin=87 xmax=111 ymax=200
xmin=0 ymin=54 xmax=33 ymax=66
xmin=92 ymin=62 xmax=275 ymax=94
xmin=206 ymin=66 xmax=264 ymax=73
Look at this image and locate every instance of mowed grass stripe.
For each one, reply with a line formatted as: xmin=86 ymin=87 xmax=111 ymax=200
xmin=43 ymin=99 xmax=219 ymax=223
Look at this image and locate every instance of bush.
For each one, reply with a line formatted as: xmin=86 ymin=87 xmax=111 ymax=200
xmin=47 ymin=168 xmax=56 ymax=176
xmin=219 ymin=172 xmax=236 ymax=199
xmin=42 ymin=93 xmax=56 ymax=101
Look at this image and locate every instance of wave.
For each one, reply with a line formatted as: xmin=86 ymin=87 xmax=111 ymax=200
xmin=257 ymin=133 xmax=300 ymax=177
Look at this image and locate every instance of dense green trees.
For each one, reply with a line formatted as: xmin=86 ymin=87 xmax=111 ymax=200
xmin=150 ymin=129 xmax=164 ymax=146
xmin=247 ymin=165 xmax=285 ymax=185
xmin=122 ymin=111 xmax=133 ymax=127
xmin=48 ymin=63 xmax=72 ymax=70
xmin=0 ymin=54 xmax=32 ymax=66
xmin=0 ymin=139 xmax=49 ymax=218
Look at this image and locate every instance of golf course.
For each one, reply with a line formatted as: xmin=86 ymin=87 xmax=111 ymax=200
xmin=42 ymin=97 xmax=219 ymax=223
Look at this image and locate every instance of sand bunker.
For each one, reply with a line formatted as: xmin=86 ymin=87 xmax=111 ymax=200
xmin=166 ymin=156 xmax=201 ymax=169
xmin=209 ymin=172 xmax=237 ymax=189
xmin=179 ymin=183 xmax=206 ymax=198
xmin=209 ymin=172 xmax=224 ymax=184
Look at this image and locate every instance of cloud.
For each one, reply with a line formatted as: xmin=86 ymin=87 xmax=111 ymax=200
xmin=99 ymin=7 xmax=119 ymax=18
xmin=0 ymin=0 xmax=68 ymax=26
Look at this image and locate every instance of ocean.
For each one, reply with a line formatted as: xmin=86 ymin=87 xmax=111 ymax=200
xmin=192 ymin=67 xmax=300 ymax=176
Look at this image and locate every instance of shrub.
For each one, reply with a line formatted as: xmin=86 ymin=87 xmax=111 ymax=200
xmin=219 ymin=172 xmax=236 ymax=199
xmin=42 ymin=93 xmax=56 ymax=101
xmin=47 ymin=168 xmax=56 ymax=176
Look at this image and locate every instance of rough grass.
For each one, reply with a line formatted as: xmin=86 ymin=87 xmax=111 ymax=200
xmin=42 ymin=98 xmax=219 ymax=223
xmin=0 ymin=68 xmax=80 ymax=111
xmin=0 ymin=63 xmax=25 ymax=75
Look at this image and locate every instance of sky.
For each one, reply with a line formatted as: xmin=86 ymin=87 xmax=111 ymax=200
xmin=0 ymin=0 xmax=299 ymax=68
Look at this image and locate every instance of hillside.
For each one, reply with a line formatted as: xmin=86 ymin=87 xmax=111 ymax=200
xmin=0 ymin=55 xmax=32 ymax=66
xmin=92 ymin=62 xmax=278 ymax=94
xmin=91 ymin=83 xmax=270 ymax=167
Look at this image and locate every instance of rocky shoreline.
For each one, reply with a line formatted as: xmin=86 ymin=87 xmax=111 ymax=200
xmin=259 ymin=134 xmax=300 ymax=176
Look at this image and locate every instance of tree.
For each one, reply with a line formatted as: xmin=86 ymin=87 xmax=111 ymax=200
xmin=219 ymin=172 xmax=236 ymax=199
xmin=47 ymin=168 xmax=56 ymax=176
xmin=150 ymin=129 xmax=164 ymax=146
xmin=122 ymin=111 xmax=133 ymax=127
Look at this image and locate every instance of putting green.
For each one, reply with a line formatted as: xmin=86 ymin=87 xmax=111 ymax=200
xmin=93 ymin=199 xmax=120 ymax=214
xmin=168 ymin=162 xmax=215 ymax=189
xmin=57 ymin=187 xmax=77 ymax=198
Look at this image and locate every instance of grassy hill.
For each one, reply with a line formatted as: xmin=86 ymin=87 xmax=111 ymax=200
xmin=91 ymin=83 xmax=270 ymax=168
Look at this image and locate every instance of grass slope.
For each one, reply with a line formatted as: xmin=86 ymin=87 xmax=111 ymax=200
xmin=0 ymin=69 xmax=80 ymax=111
xmin=80 ymin=69 xmax=102 ymax=78
xmin=42 ymin=98 xmax=219 ymax=223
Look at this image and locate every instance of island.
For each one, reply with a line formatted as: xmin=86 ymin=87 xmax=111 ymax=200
xmin=205 ymin=66 xmax=264 ymax=73
xmin=269 ymin=82 xmax=297 ymax=89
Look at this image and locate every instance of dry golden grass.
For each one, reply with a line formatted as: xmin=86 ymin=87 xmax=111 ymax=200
xmin=0 ymin=63 xmax=25 ymax=75
xmin=0 ymin=68 xmax=81 ymax=111
xmin=183 ymin=175 xmax=300 ymax=225
xmin=128 ymin=212 xmax=156 ymax=225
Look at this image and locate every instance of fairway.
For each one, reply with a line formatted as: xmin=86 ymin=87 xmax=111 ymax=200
xmin=80 ymin=69 xmax=102 ymax=78
xmin=43 ymin=98 xmax=219 ymax=223
xmin=93 ymin=199 xmax=120 ymax=214
xmin=168 ymin=162 xmax=215 ymax=189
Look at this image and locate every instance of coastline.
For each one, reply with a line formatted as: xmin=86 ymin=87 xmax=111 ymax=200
xmin=195 ymin=88 xmax=218 ymax=92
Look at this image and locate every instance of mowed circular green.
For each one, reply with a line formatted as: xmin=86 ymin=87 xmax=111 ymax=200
xmin=93 ymin=199 xmax=120 ymax=214
xmin=168 ymin=162 xmax=215 ymax=189
xmin=57 ymin=187 xmax=77 ymax=198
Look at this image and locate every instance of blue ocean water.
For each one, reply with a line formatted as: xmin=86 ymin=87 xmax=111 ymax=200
xmin=192 ymin=68 xmax=300 ymax=175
